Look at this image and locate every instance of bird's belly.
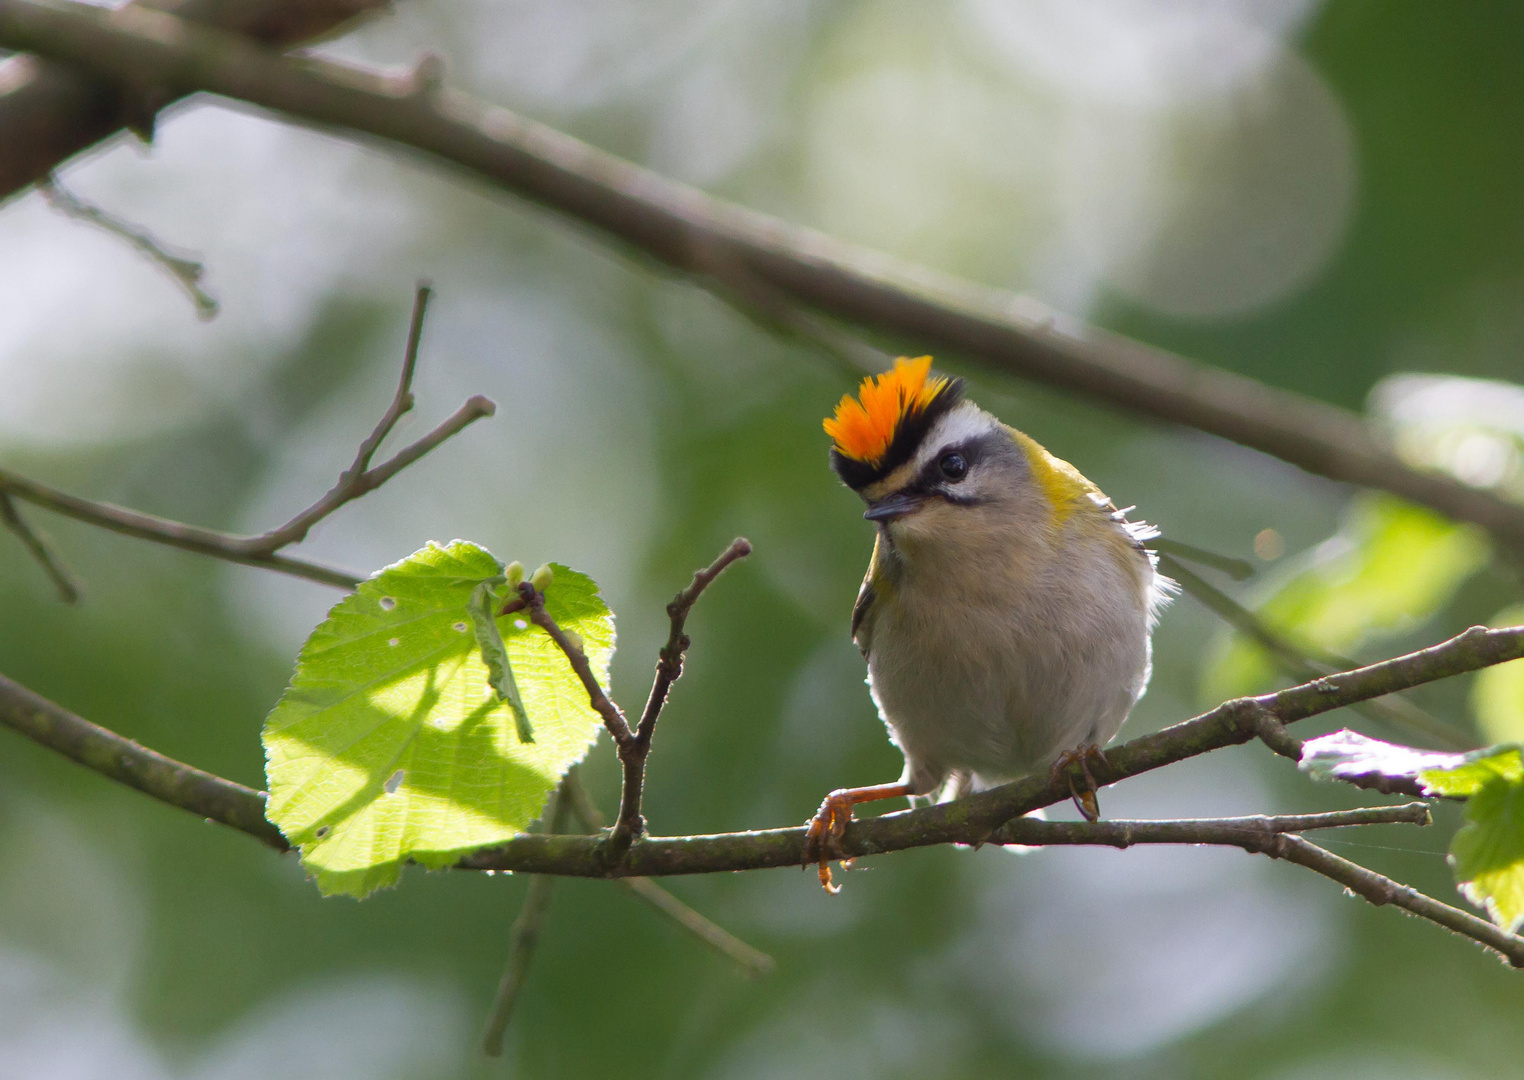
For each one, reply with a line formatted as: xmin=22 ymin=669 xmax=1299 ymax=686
xmin=866 ymin=590 xmax=1150 ymax=793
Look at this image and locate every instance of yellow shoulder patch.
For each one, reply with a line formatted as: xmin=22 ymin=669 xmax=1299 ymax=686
xmin=1005 ymin=426 xmax=1101 ymax=528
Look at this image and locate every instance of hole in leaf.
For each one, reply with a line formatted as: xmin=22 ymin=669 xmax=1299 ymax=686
xmin=453 ymin=621 xmax=468 ymax=632
xmin=388 ymin=637 xmax=400 ymax=647
xmin=379 ymin=596 xmax=396 ymax=611
xmin=513 ymin=619 xmax=528 ymax=630
xmin=315 ymin=825 xmax=330 ymax=839
xmin=384 ymin=769 xmax=405 ymax=794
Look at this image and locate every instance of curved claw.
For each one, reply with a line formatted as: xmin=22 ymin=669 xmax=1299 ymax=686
xmin=1051 ymin=743 xmax=1108 ymax=822
xmin=802 ymin=782 xmax=914 ymax=894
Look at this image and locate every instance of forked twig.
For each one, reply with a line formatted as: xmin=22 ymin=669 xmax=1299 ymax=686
xmin=0 ymin=491 xmax=81 ymax=603
xmin=242 ymin=283 xmax=495 ymax=555
xmin=0 ymin=286 xmax=493 ymax=591
xmin=39 ymin=175 xmax=219 ymax=319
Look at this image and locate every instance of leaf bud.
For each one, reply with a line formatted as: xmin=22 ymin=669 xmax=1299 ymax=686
xmin=563 ymin=630 xmax=583 ymax=653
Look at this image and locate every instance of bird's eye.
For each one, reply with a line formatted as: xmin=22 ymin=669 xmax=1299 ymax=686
xmin=939 ymin=452 xmax=968 ymax=481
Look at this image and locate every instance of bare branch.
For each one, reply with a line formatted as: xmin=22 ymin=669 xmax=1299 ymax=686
xmin=518 ymin=580 xmax=632 ymax=749
xmin=480 ymin=780 xmax=572 ymax=1058
xmin=0 ymin=287 xmax=492 ymax=591
xmin=564 ymin=769 xmax=772 ymax=977
xmin=243 ymin=283 xmax=496 ymax=555
xmin=39 ymin=174 xmax=219 ymax=318
xmin=1159 ymin=552 xmax=1473 ymax=750
xmin=0 ymin=490 xmax=81 ymax=602
xmin=0 ymin=0 xmax=389 ymax=202
xmin=7 ymin=625 xmax=1524 ymax=963
xmin=1150 ymin=537 xmax=1254 ymax=581
xmin=0 ymin=670 xmax=288 ymax=850
xmin=610 ymin=538 xmax=752 ymax=848
xmin=6 ymin=0 xmax=1524 ymax=547
xmin=0 ymin=465 xmax=362 ymax=589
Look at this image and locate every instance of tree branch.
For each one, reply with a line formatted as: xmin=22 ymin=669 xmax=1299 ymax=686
xmin=239 ymin=282 xmax=495 ymax=555
xmin=1157 ymin=553 xmax=1473 ymax=750
xmin=0 ymin=465 xmax=362 ymax=588
xmin=0 ymin=670 xmax=288 ymax=849
xmin=611 ymin=538 xmax=751 ymax=849
xmin=0 ymin=285 xmax=492 ymax=591
xmin=0 ymin=0 xmax=390 ymax=203
xmin=39 ymin=173 xmax=219 ymax=317
xmin=563 ymin=768 xmax=772 ymax=977
xmin=6 ymin=0 xmax=1524 ymax=547
xmin=0 ymin=490 xmax=81 ymax=602
xmin=480 ymin=778 xmax=571 ymax=1058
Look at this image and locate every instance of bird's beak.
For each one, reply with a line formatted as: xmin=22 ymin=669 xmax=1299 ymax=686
xmin=864 ymin=491 xmax=926 ymax=523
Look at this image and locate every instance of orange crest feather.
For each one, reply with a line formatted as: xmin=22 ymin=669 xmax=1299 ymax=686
xmin=823 ymin=356 xmax=948 ymax=464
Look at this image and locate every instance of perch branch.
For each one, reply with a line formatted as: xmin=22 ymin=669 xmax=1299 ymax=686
xmin=6 ymin=0 xmax=1524 ymax=547
xmin=7 ymin=626 xmax=1524 ymax=964
xmin=0 ymin=670 xmax=287 ymax=849
xmin=612 ymin=538 xmax=752 ymax=849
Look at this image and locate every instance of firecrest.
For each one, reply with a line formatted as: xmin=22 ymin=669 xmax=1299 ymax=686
xmin=804 ymin=356 xmax=1174 ymax=891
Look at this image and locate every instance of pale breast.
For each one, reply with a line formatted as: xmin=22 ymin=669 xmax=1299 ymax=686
xmin=864 ymin=518 xmax=1156 ymax=795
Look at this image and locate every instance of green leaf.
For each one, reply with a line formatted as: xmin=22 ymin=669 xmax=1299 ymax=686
xmin=1453 ymin=777 xmax=1524 ymax=933
xmin=1470 ymin=605 xmax=1524 ymax=743
xmin=1299 ymin=729 xmax=1521 ymax=797
xmin=1201 ymin=495 xmax=1489 ymax=702
xmin=1300 ymin=729 xmax=1524 ymax=930
xmin=469 ymin=577 xmax=532 ymax=743
xmin=262 ymin=541 xmax=614 ymax=898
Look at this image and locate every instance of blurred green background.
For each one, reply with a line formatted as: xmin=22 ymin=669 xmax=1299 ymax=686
xmin=4 ymin=1 xmax=1524 ymax=1076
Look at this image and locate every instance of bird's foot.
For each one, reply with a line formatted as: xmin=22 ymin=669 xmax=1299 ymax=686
xmin=802 ymin=781 xmax=914 ymax=894
xmin=803 ymin=791 xmax=856 ymax=894
xmin=1050 ymin=743 xmax=1109 ymax=822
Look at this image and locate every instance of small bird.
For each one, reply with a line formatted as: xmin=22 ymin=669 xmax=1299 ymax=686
xmin=805 ymin=356 xmax=1173 ymax=891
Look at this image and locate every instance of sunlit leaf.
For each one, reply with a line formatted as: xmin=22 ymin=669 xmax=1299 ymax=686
xmin=1201 ymin=495 xmax=1489 ymax=702
xmin=262 ymin=541 xmax=613 ymax=898
xmin=1453 ymin=778 xmax=1524 ymax=933
xmin=1300 ymin=729 xmax=1524 ymax=930
xmin=1470 ymin=605 xmax=1524 ymax=743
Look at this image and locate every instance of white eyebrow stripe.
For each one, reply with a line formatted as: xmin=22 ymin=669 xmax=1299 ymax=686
xmin=910 ymin=403 xmax=998 ymax=473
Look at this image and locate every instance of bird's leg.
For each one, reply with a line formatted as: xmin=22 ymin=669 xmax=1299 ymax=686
xmin=803 ymin=782 xmax=914 ymax=894
xmin=1049 ymin=744 xmax=1109 ymax=822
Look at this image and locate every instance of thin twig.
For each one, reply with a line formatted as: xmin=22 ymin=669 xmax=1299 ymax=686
xmin=1159 ymin=553 xmax=1473 ymax=750
xmin=1150 ymin=537 xmax=1254 ymax=580
xmin=241 ymin=283 xmax=497 ymax=554
xmin=39 ymin=174 xmax=219 ymax=318
xmin=564 ymin=768 xmax=772 ymax=976
xmin=990 ymin=803 xmax=1431 ymax=845
xmin=0 ymin=491 xmax=81 ymax=602
xmin=518 ymin=580 xmax=632 ymax=749
xmin=0 ymin=464 xmax=362 ymax=589
xmin=0 ymin=287 xmax=493 ymax=591
xmin=7 ymin=0 xmax=1524 ymax=548
xmin=480 ymin=780 xmax=573 ymax=1058
xmin=609 ymin=538 xmax=752 ymax=849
